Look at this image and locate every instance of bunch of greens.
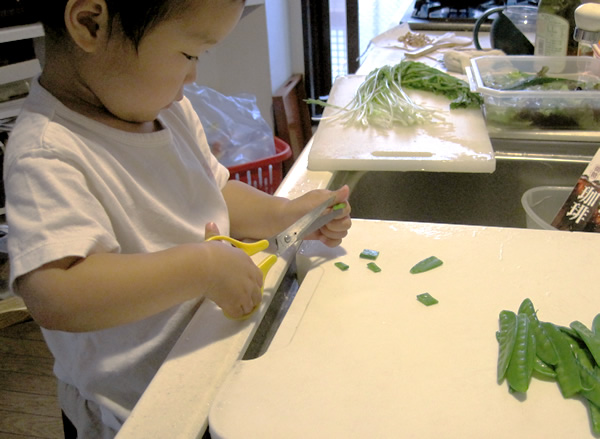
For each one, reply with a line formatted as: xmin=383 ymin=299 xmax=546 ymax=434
xmin=307 ymin=60 xmax=481 ymax=129
xmin=497 ymin=298 xmax=600 ymax=434
xmin=397 ymin=60 xmax=483 ymax=109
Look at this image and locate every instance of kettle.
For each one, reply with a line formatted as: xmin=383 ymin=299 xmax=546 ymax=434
xmin=473 ymin=6 xmax=537 ymax=55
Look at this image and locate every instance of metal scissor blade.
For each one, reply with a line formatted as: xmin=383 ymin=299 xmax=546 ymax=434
xmin=270 ymin=195 xmax=336 ymax=256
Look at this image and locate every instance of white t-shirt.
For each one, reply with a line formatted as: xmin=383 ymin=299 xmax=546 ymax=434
xmin=3 ymin=80 xmax=230 ymax=433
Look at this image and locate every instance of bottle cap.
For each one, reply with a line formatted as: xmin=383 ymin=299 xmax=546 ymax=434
xmin=575 ymin=3 xmax=600 ymax=31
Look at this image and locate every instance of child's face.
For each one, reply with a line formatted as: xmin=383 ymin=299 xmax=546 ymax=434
xmin=81 ymin=0 xmax=244 ymax=129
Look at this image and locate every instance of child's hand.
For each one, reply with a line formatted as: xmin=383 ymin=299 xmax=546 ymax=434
xmin=202 ymin=222 xmax=263 ymax=319
xmin=288 ymin=185 xmax=352 ymax=247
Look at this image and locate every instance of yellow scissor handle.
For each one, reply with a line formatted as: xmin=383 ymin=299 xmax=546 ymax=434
xmin=206 ymin=235 xmax=278 ymax=320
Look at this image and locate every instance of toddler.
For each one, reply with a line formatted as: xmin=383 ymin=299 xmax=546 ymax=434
xmin=4 ymin=0 xmax=351 ymax=437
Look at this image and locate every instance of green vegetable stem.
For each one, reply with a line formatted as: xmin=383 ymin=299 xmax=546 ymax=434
xmin=306 ymin=60 xmax=482 ymax=129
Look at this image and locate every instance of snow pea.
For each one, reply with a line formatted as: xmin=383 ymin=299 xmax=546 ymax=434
xmin=570 ymin=321 xmax=600 ymax=366
xmin=497 ymin=310 xmax=518 ymax=383
xmin=533 ymin=357 xmax=557 ymax=380
xmin=410 ymin=256 xmax=443 ymax=274
xmin=542 ymin=322 xmax=583 ymax=398
xmin=588 ymin=401 xmax=600 ymax=435
xmin=593 ymin=314 xmax=600 ymax=334
xmin=505 ymin=313 xmax=534 ymax=393
xmin=578 ymin=360 xmax=600 ymax=407
xmin=518 ymin=298 xmax=558 ymax=365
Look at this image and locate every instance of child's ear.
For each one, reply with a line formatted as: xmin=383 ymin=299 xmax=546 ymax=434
xmin=64 ymin=0 xmax=110 ymax=53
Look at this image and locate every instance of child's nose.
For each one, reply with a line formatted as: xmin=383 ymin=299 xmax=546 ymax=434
xmin=184 ymin=61 xmax=197 ymax=84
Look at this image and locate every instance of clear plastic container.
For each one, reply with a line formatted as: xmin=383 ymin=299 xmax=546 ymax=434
xmin=521 ymin=186 xmax=572 ymax=230
xmin=468 ymin=55 xmax=600 ymax=131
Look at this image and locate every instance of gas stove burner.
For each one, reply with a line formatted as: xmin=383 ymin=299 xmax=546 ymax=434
xmin=404 ymin=0 xmax=537 ymax=31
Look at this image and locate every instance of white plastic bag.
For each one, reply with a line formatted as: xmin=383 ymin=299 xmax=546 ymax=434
xmin=184 ymin=84 xmax=275 ymax=167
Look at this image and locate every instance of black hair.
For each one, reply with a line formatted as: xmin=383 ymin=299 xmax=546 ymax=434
xmin=30 ymin=0 xmax=193 ymax=48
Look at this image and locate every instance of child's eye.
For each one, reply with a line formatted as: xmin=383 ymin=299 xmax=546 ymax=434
xmin=182 ymin=53 xmax=199 ymax=61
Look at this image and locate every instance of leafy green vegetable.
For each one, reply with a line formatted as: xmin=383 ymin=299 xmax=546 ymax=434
xmin=416 ymin=292 xmax=438 ymax=306
xmin=481 ymin=66 xmax=600 ymax=130
xmin=307 ymin=63 xmax=440 ymax=128
xmin=397 ymin=60 xmax=483 ymax=109
xmin=306 ymin=60 xmax=481 ymax=128
xmin=410 ymin=256 xmax=443 ymax=274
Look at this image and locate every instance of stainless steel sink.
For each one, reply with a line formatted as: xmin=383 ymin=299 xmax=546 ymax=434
xmin=331 ymin=141 xmax=596 ymax=229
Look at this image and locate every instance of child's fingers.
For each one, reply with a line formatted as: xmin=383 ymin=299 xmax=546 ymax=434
xmin=204 ymin=221 xmax=221 ymax=239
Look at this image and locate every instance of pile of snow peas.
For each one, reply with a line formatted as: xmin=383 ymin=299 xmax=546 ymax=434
xmin=497 ymin=298 xmax=600 ymax=434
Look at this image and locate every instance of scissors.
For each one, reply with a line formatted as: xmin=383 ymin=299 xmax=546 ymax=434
xmin=207 ymin=195 xmax=344 ymax=320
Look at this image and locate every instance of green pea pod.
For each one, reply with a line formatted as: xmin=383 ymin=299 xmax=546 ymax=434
xmin=543 ymin=322 xmax=583 ymax=398
xmin=518 ymin=299 xmax=558 ymax=365
xmin=506 ymin=313 xmax=533 ymax=393
xmin=593 ymin=314 xmax=600 ymax=334
xmin=588 ymin=400 xmax=600 ymax=436
xmin=571 ymin=321 xmax=600 ymax=366
xmin=532 ymin=356 xmax=557 ymax=380
xmin=497 ymin=310 xmax=518 ymax=384
xmin=578 ymin=361 xmax=600 ymax=406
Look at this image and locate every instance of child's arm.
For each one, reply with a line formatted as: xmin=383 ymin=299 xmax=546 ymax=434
xmin=222 ymin=180 xmax=352 ymax=247
xmin=16 ymin=183 xmax=351 ymax=332
xmin=16 ymin=229 xmax=264 ymax=331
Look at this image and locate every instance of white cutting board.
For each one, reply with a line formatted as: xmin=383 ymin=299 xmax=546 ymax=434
xmin=307 ymin=75 xmax=495 ymax=173
xmin=210 ymin=219 xmax=600 ymax=438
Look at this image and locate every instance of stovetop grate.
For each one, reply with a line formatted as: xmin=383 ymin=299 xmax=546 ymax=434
xmin=404 ymin=0 xmax=538 ymax=31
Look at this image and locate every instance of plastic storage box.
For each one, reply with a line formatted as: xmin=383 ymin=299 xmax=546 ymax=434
xmin=521 ymin=186 xmax=572 ymax=230
xmin=227 ymin=137 xmax=292 ymax=195
xmin=469 ymin=56 xmax=600 ymax=131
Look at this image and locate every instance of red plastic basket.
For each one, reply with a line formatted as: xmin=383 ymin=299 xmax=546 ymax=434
xmin=227 ymin=137 xmax=292 ymax=194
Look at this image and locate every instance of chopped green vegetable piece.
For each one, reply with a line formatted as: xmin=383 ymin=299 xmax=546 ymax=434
xmin=334 ymin=262 xmax=349 ymax=271
xmin=332 ymin=202 xmax=346 ymax=211
xmin=366 ymin=262 xmax=381 ymax=273
xmin=360 ymin=249 xmax=379 ymax=260
xmin=410 ymin=256 xmax=443 ymax=274
xmin=416 ymin=293 xmax=438 ymax=306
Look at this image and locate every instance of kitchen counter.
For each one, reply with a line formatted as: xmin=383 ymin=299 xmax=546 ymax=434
xmin=116 ymin=145 xmax=332 ymax=439
xmin=117 ymin=27 xmax=598 ymax=439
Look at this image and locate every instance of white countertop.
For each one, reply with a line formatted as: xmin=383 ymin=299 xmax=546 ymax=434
xmin=116 ymin=144 xmax=334 ymax=439
xmin=116 ymin=27 xmax=510 ymax=439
